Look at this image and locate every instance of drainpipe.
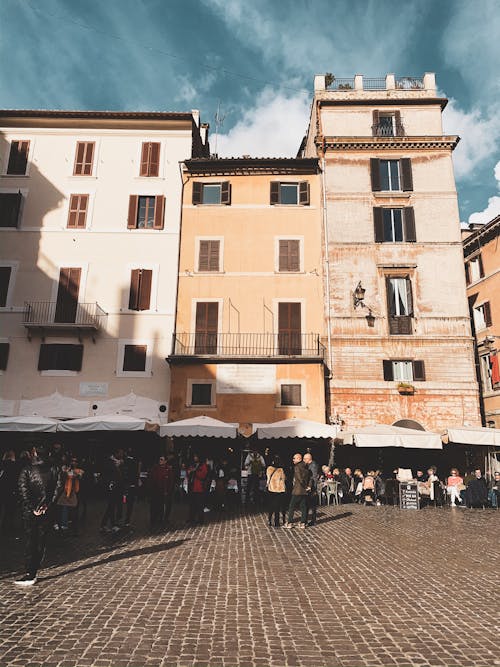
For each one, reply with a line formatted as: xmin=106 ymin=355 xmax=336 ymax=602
xmin=321 ymin=156 xmax=333 ymax=375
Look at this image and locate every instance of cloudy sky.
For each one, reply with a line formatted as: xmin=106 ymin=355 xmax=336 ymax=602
xmin=1 ymin=0 xmax=499 ymax=223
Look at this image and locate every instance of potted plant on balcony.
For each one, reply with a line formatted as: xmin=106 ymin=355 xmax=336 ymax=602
xmin=397 ymin=382 xmax=415 ymax=395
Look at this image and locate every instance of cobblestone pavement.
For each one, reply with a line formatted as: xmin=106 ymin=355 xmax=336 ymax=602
xmin=0 ymin=501 xmax=499 ymax=667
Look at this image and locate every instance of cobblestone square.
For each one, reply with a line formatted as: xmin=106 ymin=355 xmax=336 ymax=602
xmin=1 ymin=502 xmax=499 ymax=667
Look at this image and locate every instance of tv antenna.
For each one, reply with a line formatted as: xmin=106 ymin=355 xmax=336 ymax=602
xmin=213 ymin=101 xmax=226 ymax=157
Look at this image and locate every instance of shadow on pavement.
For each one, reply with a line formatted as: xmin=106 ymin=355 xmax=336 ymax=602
xmin=316 ymin=511 xmax=353 ymax=524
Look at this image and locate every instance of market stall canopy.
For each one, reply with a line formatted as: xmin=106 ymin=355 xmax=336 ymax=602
xmin=0 ymin=416 xmax=59 ymax=432
xmin=445 ymin=426 xmax=500 ymax=447
xmin=159 ymin=416 xmax=239 ymax=439
xmin=57 ymin=414 xmax=157 ymax=432
xmin=256 ymin=418 xmax=338 ymax=440
xmin=339 ymin=424 xmax=442 ymax=449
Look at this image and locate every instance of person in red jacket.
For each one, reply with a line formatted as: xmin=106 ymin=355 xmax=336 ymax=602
xmin=148 ymin=455 xmax=174 ymax=530
xmin=187 ymin=454 xmax=209 ymax=525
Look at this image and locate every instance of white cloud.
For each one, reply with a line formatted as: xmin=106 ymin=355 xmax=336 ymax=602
xmin=216 ymin=88 xmax=310 ymax=157
xmin=467 ymin=160 xmax=500 ymax=226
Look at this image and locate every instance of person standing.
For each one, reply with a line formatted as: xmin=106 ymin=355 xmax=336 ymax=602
xmin=466 ymin=469 xmax=488 ymax=508
xmin=100 ymin=449 xmax=124 ymax=533
xmin=303 ymin=452 xmax=319 ymax=526
xmin=244 ymin=449 xmax=266 ymax=504
xmin=266 ymin=455 xmax=286 ymax=527
xmin=283 ymin=453 xmax=311 ymax=529
xmin=187 ymin=454 xmax=209 ymax=525
xmin=15 ymin=445 xmax=63 ymax=586
xmin=120 ymin=448 xmax=141 ymax=527
xmin=149 ymin=455 xmax=174 ymax=530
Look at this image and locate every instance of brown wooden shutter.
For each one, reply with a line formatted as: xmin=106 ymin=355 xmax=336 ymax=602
xmin=0 ymin=342 xmax=9 ymax=371
xmin=38 ymin=344 xmax=50 ymax=371
xmin=198 ymin=241 xmax=209 ymax=271
xmin=195 ymin=302 xmax=218 ymax=353
xmin=221 ymin=181 xmax=231 ymax=205
xmin=465 ymin=262 xmax=471 ymax=285
xmin=278 ymin=302 xmax=302 ymax=354
xmin=270 ymin=182 xmax=280 ymax=205
xmin=0 ymin=192 xmax=22 ymax=228
xmin=123 ymin=345 xmax=147 ymax=371
xmin=370 ymin=158 xmax=381 ymax=191
xmin=299 ymin=181 xmax=310 ymax=205
xmin=129 ymin=269 xmax=140 ymax=310
xmin=209 ymin=241 xmax=220 ymax=271
xmin=74 ymin=142 xmax=94 ymax=175
xmin=404 ymin=207 xmax=416 ymax=242
xmin=192 ymin=181 xmax=202 ymax=205
xmin=413 ymin=360 xmax=426 ymax=381
xmin=138 ymin=269 xmax=152 ymax=310
xmin=478 ymin=254 xmax=485 ymax=278
xmin=395 ymin=110 xmax=402 ymax=135
xmin=68 ymin=344 xmax=84 ymax=371
xmin=128 ymin=195 xmax=139 ymax=229
xmin=400 ymin=158 xmax=413 ymax=191
xmin=372 ymin=110 xmax=380 ymax=136
xmin=281 ymin=384 xmax=301 ymax=406
xmin=374 ymin=207 xmax=384 ymax=242
xmin=0 ymin=266 xmax=12 ymax=307
xmin=153 ymin=195 xmax=165 ymax=229
xmin=67 ymin=194 xmax=88 ymax=229
xmin=7 ymin=141 xmax=29 ymax=175
xmin=279 ymin=240 xmax=300 ymax=271
xmin=386 ymin=278 xmax=396 ymax=316
xmin=149 ymin=142 xmax=160 ymax=177
xmin=383 ymin=360 xmax=393 ymax=381
xmin=484 ymin=301 xmax=492 ymax=327
xmin=405 ymin=276 xmax=414 ymax=316
xmin=55 ymin=268 xmax=81 ymax=323
xmin=83 ymin=142 xmax=94 ymax=175
xmin=140 ymin=143 xmax=149 ymax=176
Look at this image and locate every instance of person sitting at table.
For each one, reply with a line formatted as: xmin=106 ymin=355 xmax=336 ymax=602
xmin=488 ymin=471 xmax=500 ymax=508
xmin=320 ymin=465 xmax=333 ymax=481
xmin=339 ymin=467 xmax=354 ymax=503
xmin=353 ymin=468 xmax=364 ymax=501
xmin=418 ymin=466 xmax=439 ymax=501
xmin=373 ymin=469 xmax=385 ymax=506
xmin=361 ymin=470 xmax=376 ymax=505
xmin=465 ymin=469 xmax=488 ymax=508
xmin=446 ymin=468 xmax=464 ymax=506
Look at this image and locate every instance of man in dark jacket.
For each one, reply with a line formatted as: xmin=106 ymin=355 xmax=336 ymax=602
xmin=466 ymin=469 xmax=489 ymax=508
xmin=303 ymin=452 xmax=319 ymax=526
xmin=283 ymin=453 xmax=311 ymax=529
xmin=15 ymin=445 xmax=63 ymax=586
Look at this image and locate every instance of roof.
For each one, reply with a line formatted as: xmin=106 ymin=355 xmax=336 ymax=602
xmin=0 ymin=109 xmax=194 ymax=121
xmin=463 ymin=214 xmax=500 ymax=257
xmin=184 ymin=156 xmax=320 ymax=175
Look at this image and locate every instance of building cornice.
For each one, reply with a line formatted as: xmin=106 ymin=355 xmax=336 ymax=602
xmin=463 ymin=215 xmax=500 ymax=257
xmin=317 ymin=135 xmax=459 ymax=151
xmin=0 ymin=109 xmax=194 ymax=121
xmin=184 ymin=157 xmax=320 ymax=176
xmin=317 ymin=97 xmax=448 ymax=110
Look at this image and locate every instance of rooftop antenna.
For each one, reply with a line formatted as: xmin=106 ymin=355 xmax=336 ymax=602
xmin=213 ymin=100 xmax=226 ymax=157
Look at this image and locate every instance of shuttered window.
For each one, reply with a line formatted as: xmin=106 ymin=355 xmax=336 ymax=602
xmin=123 ymin=345 xmax=147 ymax=372
xmin=278 ymin=240 xmax=300 ymax=272
xmin=466 ymin=255 xmax=484 ymax=284
xmin=386 ymin=276 xmax=413 ymax=335
xmin=140 ymin=142 xmax=160 ymax=177
xmin=38 ymin=344 xmax=83 ymax=371
xmin=191 ymin=383 xmax=213 ymax=406
xmin=195 ymin=302 xmax=219 ymax=354
xmin=73 ymin=142 xmax=95 ymax=176
xmin=192 ymin=182 xmax=231 ymax=205
xmin=0 ymin=267 xmax=12 ymax=307
xmin=374 ymin=208 xmax=416 ymax=242
xmin=0 ymin=193 xmax=22 ymax=228
xmin=371 ymin=158 xmax=413 ymax=192
xmin=278 ymin=302 xmax=302 ymax=354
xmin=270 ymin=182 xmax=309 ymax=205
xmin=127 ymin=195 xmax=165 ymax=229
xmin=198 ymin=240 xmax=220 ymax=272
xmin=280 ymin=384 xmax=302 ymax=406
xmin=7 ymin=141 xmax=30 ymax=175
xmin=67 ymin=194 xmax=89 ymax=229
xmin=0 ymin=343 xmax=10 ymax=370
xmin=473 ymin=302 xmax=492 ymax=331
xmin=383 ymin=360 xmax=425 ymax=382
xmin=129 ymin=269 xmax=153 ymax=310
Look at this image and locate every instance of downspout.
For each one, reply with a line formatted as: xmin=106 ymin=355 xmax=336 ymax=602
xmin=170 ymin=160 xmax=189 ymax=358
xmin=321 ymin=155 xmax=333 ymax=376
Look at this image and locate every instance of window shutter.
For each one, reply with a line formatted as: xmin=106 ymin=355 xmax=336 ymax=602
xmin=405 ymin=277 xmax=414 ymax=316
xmin=7 ymin=141 xmax=29 ymax=175
xmin=123 ymin=345 xmax=147 ymax=372
xmin=270 ymin=182 xmax=280 ymax=205
xmin=413 ymin=360 xmax=426 ymax=381
xmin=404 ymin=207 xmax=416 ymax=242
xmin=83 ymin=142 xmax=94 ymax=175
xmin=74 ymin=142 xmax=86 ymax=175
xmin=221 ymin=181 xmax=231 ymax=205
xmin=491 ymin=354 xmax=500 ymax=386
xmin=129 ymin=269 xmax=140 ymax=310
xmin=138 ymin=269 xmax=152 ymax=310
xmin=0 ymin=342 xmax=9 ymax=370
xmin=128 ymin=195 xmax=139 ymax=229
xmin=68 ymin=345 xmax=84 ymax=372
xmin=383 ymin=360 xmax=393 ymax=381
xmin=386 ymin=278 xmax=396 ymax=316
xmin=400 ymin=158 xmax=413 ymax=191
xmin=465 ymin=262 xmax=471 ymax=285
xmin=478 ymin=254 xmax=485 ymax=278
xmin=38 ymin=344 xmax=50 ymax=371
xmin=209 ymin=240 xmax=220 ymax=271
xmin=74 ymin=142 xmax=94 ymax=175
xmin=374 ymin=208 xmax=384 ymax=242
xmin=139 ymin=143 xmax=149 ymax=177
xmin=395 ymin=111 xmax=402 ymax=135
xmin=281 ymin=384 xmax=301 ymax=406
xmin=370 ymin=158 xmax=381 ymax=191
xmin=198 ymin=241 xmax=210 ymax=271
xmin=372 ymin=110 xmax=380 ymax=136
xmin=149 ymin=142 xmax=160 ymax=177
xmin=279 ymin=240 xmax=300 ymax=271
xmin=67 ymin=194 xmax=88 ymax=229
xmin=299 ymin=181 xmax=310 ymax=205
xmin=0 ymin=266 xmax=12 ymax=307
xmin=0 ymin=192 xmax=22 ymax=228
xmin=484 ymin=301 xmax=492 ymax=327
xmin=153 ymin=195 xmax=165 ymax=229
xmin=192 ymin=182 xmax=203 ymax=205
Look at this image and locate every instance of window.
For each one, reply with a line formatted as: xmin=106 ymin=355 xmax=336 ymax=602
xmin=127 ymin=195 xmax=165 ymax=229
xmin=270 ymin=181 xmax=310 ymax=206
xmin=67 ymin=194 xmax=89 ymax=229
xmin=198 ymin=240 xmax=220 ymax=272
xmin=372 ymin=110 xmax=403 ymax=137
xmin=383 ymin=360 xmax=426 ymax=382
xmin=466 ymin=255 xmax=484 ymax=284
xmin=0 ymin=193 xmax=22 ymax=228
xmin=280 ymin=384 xmax=302 ymax=406
xmin=55 ymin=267 xmax=81 ymax=323
xmin=38 ymin=344 xmax=83 ymax=371
xmin=192 ymin=182 xmax=231 ymax=205
xmin=140 ymin=142 xmax=160 ymax=177
xmin=370 ymin=158 xmax=413 ymax=191
xmin=0 ymin=267 xmax=12 ymax=307
xmin=123 ymin=345 xmax=147 ymax=372
xmin=473 ymin=302 xmax=492 ymax=331
xmin=278 ymin=240 xmax=300 ymax=272
xmin=278 ymin=302 xmax=302 ymax=354
xmin=386 ymin=276 xmax=413 ymax=335
xmin=129 ymin=269 xmax=152 ymax=310
xmin=195 ymin=302 xmax=219 ymax=354
xmin=189 ymin=381 xmax=215 ymax=406
xmin=7 ymin=141 xmax=30 ymax=175
xmin=0 ymin=343 xmax=10 ymax=370
xmin=374 ymin=208 xmax=416 ymax=242
xmin=73 ymin=142 xmax=94 ymax=176
xmin=480 ymin=354 xmax=493 ymax=393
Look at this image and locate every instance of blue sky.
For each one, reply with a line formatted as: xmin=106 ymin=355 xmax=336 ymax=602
xmin=1 ymin=0 xmax=499 ymax=223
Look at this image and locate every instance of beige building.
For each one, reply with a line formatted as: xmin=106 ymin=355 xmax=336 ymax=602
xmin=0 ymin=110 xmax=208 ymax=422
xmin=169 ymin=157 xmax=328 ymax=428
xmin=301 ymin=73 xmax=481 ymax=431
xmin=463 ymin=215 xmax=500 ymax=428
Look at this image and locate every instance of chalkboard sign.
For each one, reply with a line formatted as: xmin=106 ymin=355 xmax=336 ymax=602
xmin=399 ymin=481 xmax=420 ymax=509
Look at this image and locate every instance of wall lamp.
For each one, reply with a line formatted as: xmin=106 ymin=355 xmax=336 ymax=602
xmin=353 ymin=281 xmax=366 ymax=309
xmin=483 ymin=335 xmax=500 ymax=349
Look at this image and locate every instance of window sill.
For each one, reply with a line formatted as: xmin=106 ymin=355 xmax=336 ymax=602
xmin=194 ymin=271 xmax=224 ymax=275
xmin=373 ymin=191 xmax=411 ymax=198
xmin=71 ymin=175 xmax=97 ymax=179
xmin=134 ymin=176 xmax=165 ymax=180
xmin=40 ymin=370 xmax=78 ymax=377
xmin=275 ymin=405 xmax=307 ymax=409
xmin=186 ymin=405 xmax=217 ymax=409
xmin=1 ymin=174 xmax=29 ymax=178
xmin=116 ymin=371 xmax=152 ymax=378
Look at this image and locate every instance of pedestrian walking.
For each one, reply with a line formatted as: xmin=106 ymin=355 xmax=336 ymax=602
xmin=149 ymin=455 xmax=174 ymax=529
xmin=303 ymin=452 xmax=319 ymax=526
xmin=266 ymin=455 xmax=286 ymax=527
xmin=15 ymin=445 xmax=63 ymax=586
xmin=100 ymin=449 xmax=124 ymax=533
xmin=187 ymin=454 xmax=209 ymax=525
xmin=283 ymin=453 xmax=311 ymax=529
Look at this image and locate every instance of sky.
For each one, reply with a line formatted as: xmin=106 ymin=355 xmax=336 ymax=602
xmin=0 ymin=0 xmax=499 ymax=224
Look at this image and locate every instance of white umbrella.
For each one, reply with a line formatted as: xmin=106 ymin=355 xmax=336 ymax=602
xmin=57 ymin=414 xmax=155 ymax=432
xmin=159 ymin=415 xmax=239 ymax=439
xmin=256 ymin=418 xmax=338 ymax=440
xmin=0 ymin=415 xmax=59 ymax=432
xmin=339 ymin=424 xmax=442 ymax=449
xmin=445 ymin=426 xmax=500 ymax=447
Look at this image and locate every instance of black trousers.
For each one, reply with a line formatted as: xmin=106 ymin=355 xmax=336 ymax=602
xmin=24 ymin=514 xmax=50 ymax=577
xmin=188 ymin=492 xmax=205 ymax=524
xmin=101 ymin=490 xmax=120 ymax=528
xmin=150 ymin=493 xmax=173 ymax=526
xmin=287 ymin=495 xmax=307 ymax=524
xmin=306 ymin=492 xmax=317 ymax=524
xmin=267 ymin=492 xmax=286 ymax=525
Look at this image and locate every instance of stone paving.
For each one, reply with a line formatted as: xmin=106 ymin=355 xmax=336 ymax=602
xmin=0 ymin=501 xmax=499 ymax=667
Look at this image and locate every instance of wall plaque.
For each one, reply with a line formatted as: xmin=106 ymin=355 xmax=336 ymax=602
xmin=79 ymin=382 xmax=109 ymax=397
xmin=216 ymin=364 xmax=276 ymax=394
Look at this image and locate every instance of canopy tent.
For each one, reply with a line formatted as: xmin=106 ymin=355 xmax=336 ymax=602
xmin=159 ymin=416 xmax=239 ymax=439
xmin=256 ymin=418 xmax=338 ymax=440
xmin=338 ymin=424 xmax=442 ymax=449
xmin=445 ymin=426 xmax=500 ymax=447
xmin=57 ymin=414 xmax=157 ymax=432
xmin=0 ymin=416 xmax=59 ymax=432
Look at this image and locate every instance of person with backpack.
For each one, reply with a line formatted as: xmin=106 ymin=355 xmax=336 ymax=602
xmin=244 ymin=449 xmax=265 ymax=504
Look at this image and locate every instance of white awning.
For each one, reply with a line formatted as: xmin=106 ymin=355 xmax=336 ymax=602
xmin=338 ymin=424 xmax=442 ymax=449
xmin=159 ymin=416 xmax=239 ymax=439
xmin=57 ymin=414 xmax=157 ymax=432
xmin=445 ymin=426 xmax=500 ymax=446
xmin=256 ymin=418 xmax=338 ymax=440
xmin=0 ymin=416 xmax=59 ymax=432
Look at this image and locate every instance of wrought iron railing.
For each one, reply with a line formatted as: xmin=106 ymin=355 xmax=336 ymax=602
xmin=371 ymin=122 xmax=405 ymax=137
xmin=23 ymin=301 xmax=107 ymax=329
xmin=327 ymin=78 xmax=355 ymax=91
xmin=172 ymin=332 xmax=326 ymax=359
xmin=363 ymin=78 xmax=387 ymax=90
xmin=395 ymin=77 xmax=424 ymax=90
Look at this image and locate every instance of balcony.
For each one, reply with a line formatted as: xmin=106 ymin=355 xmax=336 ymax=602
xmin=171 ymin=332 xmax=326 ymax=361
xmin=23 ymin=301 xmax=107 ymax=340
xmin=371 ymin=121 xmax=405 ymax=137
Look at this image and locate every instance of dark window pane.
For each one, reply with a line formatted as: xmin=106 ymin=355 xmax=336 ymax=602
xmin=390 ymin=160 xmax=400 ymax=190
xmin=393 ymin=209 xmax=403 ymax=241
xmin=279 ymin=184 xmax=298 ymax=205
xmin=123 ymin=345 xmax=147 ymax=371
xmin=383 ymin=209 xmax=393 ymax=241
xmin=191 ymin=383 xmax=212 ymax=405
xmin=281 ymin=384 xmax=301 ymax=406
xmin=380 ymin=160 xmax=390 ymax=191
xmin=202 ymin=184 xmax=221 ymax=204
xmin=137 ymin=196 xmax=155 ymax=229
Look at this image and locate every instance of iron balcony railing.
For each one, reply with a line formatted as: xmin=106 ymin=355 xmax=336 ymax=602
xmin=327 ymin=78 xmax=355 ymax=91
xmin=395 ymin=77 xmax=424 ymax=90
xmin=363 ymin=78 xmax=387 ymax=90
xmin=372 ymin=122 xmax=405 ymax=137
xmin=172 ymin=332 xmax=326 ymax=359
xmin=23 ymin=301 xmax=107 ymax=330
